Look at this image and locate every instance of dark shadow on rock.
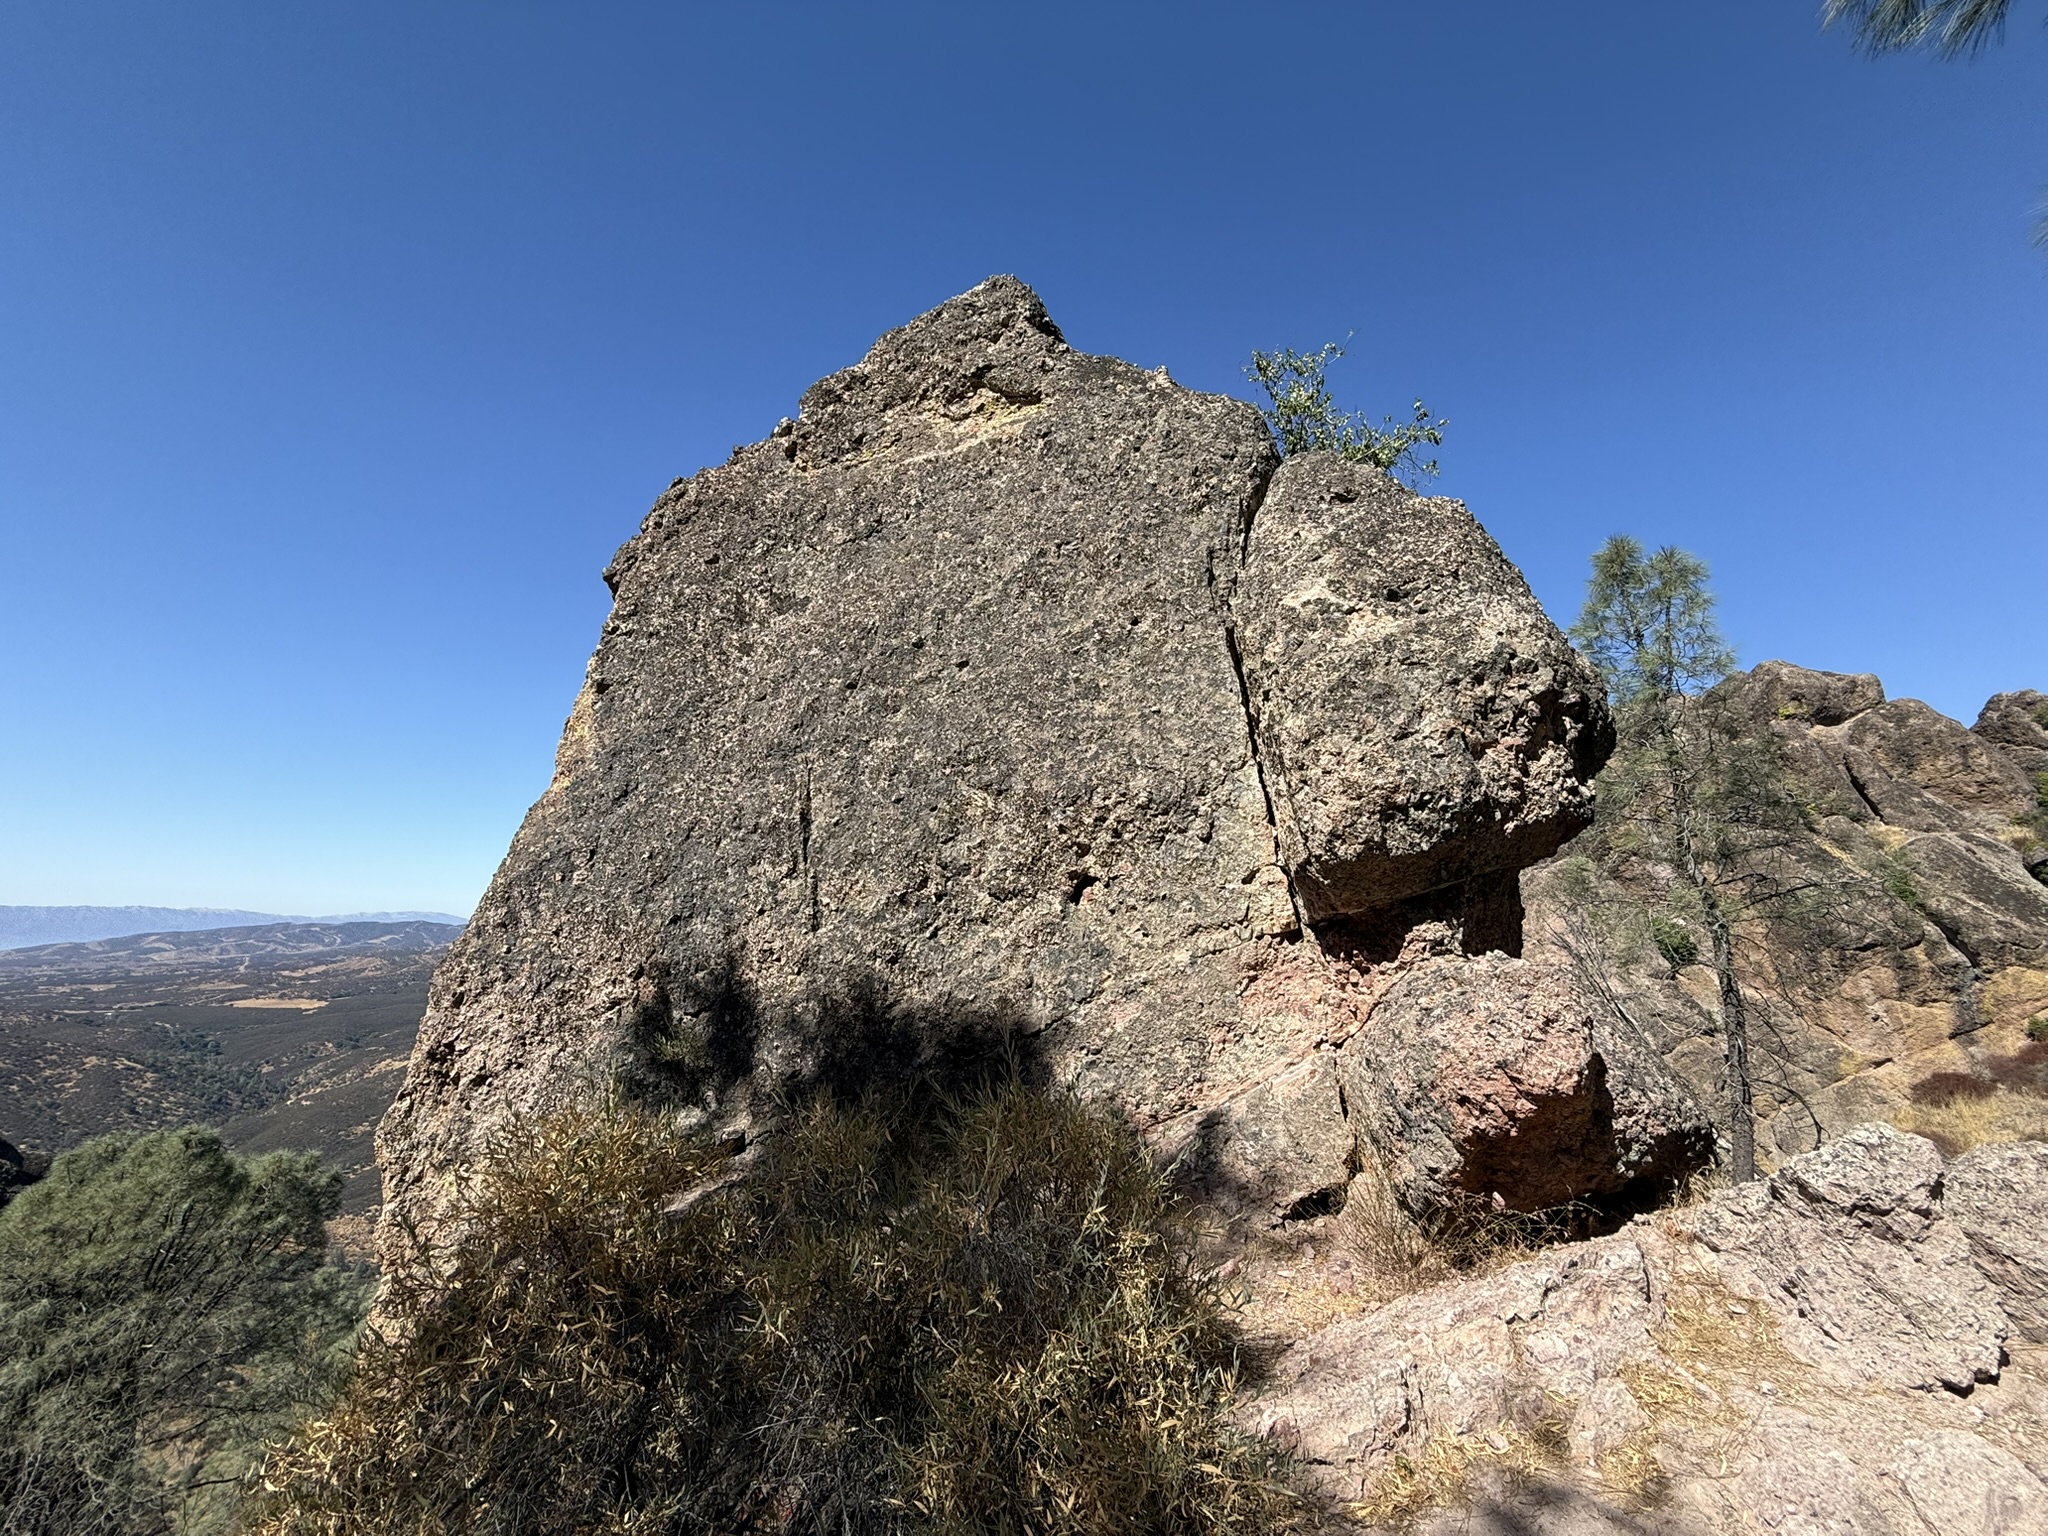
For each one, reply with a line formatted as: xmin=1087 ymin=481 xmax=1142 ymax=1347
xmin=624 ymin=947 xmax=1048 ymax=1126
xmin=625 ymin=950 xmax=763 ymax=1106
xmin=1311 ymin=871 xmax=1528 ymax=963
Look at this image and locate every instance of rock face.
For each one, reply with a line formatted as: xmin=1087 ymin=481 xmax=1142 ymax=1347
xmin=1975 ymin=689 xmax=2048 ymax=779
xmin=1236 ymin=456 xmax=1611 ymax=945
xmin=1342 ymin=954 xmax=1711 ymax=1214
xmin=379 ymin=277 xmax=1632 ymax=1244
xmin=1944 ymin=1139 xmax=2048 ymax=1342
xmin=1526 ymin=660 xmax=2048 ymax=1167
xmin=1244 ymin=1124 xmax=2048 ymax=1530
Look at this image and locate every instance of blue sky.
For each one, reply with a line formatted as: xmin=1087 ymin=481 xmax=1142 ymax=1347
xmin=3 ymin=1 xmax=2043 ymax=916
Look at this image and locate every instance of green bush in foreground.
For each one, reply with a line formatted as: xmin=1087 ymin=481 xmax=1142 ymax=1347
xmin=252 ymin=1080 xmax=1292 ymax=1536
xmin=0 ymin=1128 xmax=368 ymax=1536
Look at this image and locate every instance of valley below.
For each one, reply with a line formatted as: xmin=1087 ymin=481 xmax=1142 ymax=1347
xmin=0 ymin=920 xmax=458 ymax=1239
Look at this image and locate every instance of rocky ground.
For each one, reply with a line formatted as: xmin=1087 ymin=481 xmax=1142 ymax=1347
xmin=1231 ymin=1126 xmax=2048 ymax=1534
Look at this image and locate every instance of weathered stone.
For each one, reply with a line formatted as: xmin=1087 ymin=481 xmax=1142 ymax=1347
xmin=378 ymin=278 xmax=1616 ymax=1242
xmin=1732 ymin=658 xmax=1886 ymax=728
xmin=1974 ymin=689 xmax=2048 ymax=779
xmin=1837 ymin=699 xmax=2038 ymax=823
xmin=1888 ymin=1431 xmax=2048 ymax=1535
xmin=1899 ymin=830 xmax=2048 ymax=972
xmin=1339 ymin=954 xmax=1713 ymax=1215
xmin=1566 ymin=1377 xmax=1649 ymax=1466
xmin=1944 ymin=1138 xmax=2048 ymax=1342
xmin=1241 ymin=1125 xmax=2042 ymax=1528
xmin=1525 ymin=662 xmax=2048 ymax=1170
xmin=1235 ymin=454 xmax=1612 ymax=933
xmin=1690 ymin=1123 xmax=2005 ymax=1393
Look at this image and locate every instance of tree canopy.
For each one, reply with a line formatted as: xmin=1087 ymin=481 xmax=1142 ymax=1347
xmin=1243 ymin=342 xmax=1446 ymax=488
xmin=0 ymin=1127 xmax=367 ymax=1536
xmin=1824 ymin=0 xmax=2026 ymax=58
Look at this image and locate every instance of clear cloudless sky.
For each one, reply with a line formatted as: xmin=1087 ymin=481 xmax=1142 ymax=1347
xmin=3 ymin=1 xmax=2044 ymax=916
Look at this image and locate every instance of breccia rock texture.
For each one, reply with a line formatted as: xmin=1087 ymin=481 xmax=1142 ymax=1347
xmin=380 ymin=277 xmax=1633 ymax=1243
xmin=1944 ymin=1138 xmax=2048 ymax=1342
xmin=1341 ymin=954 xmax=1711 ymax=1214
xmin=1245 ymin=1124 xmax=2048 ymax=1532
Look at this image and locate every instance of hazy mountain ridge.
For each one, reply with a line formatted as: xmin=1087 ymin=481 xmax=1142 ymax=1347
xmin=0 ymin=905 xmax=466 ymax=951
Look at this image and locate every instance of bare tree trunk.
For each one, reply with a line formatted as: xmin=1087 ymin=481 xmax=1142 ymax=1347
xmin=1705 ymin=894 xmax=1756 ymax=1182
xmin=1661 ymin=701 xmax=1758 ymax=1184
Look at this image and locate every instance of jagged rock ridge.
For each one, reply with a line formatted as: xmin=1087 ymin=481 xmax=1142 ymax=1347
xmin=1525 ymin=660 xmax=2048 ymax=1164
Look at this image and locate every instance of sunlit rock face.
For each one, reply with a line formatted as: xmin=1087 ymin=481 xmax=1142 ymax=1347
xmin=377 ymin=277 xmax=1625 ymax=1250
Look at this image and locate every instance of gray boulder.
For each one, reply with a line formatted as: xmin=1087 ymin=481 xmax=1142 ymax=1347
xmin=377 ymin=277 xmax=1623 ymax=1244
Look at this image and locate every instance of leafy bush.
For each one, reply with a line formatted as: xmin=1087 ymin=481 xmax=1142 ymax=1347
xmin=0 ymin=1128 xmax=367 ymax=1536
xmin=1243 ymin=343 xmax=1445 ymax=487
xmin=251 ymin=1075 xmax=1293 ymax=1536
xmin=1649 ymin=914 xmax=1700 ymax=970
xmin=2029 ymin=1015 xmax=2048 ymax=1044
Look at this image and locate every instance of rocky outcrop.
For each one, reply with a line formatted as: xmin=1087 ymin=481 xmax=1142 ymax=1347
xmin=1244 ymin=1124 xmax=2048 ymax=1531
xmin=1341 ymin=954 xmax=1711 ymax=1214
xmin=1526 ymin=660 xmax=2048 ymax=1167
xmin=1236 ymin=456 xmax=1611 ymax=946
xmin=1974 ymin=689 xmax=2048 ymax=779
xmin=1944 ymin=1139 xmax=2048 ymax=1341
xmin=379 ymin=277 xmax=1636 ymax=1247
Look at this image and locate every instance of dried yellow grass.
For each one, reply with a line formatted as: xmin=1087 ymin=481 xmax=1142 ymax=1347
xmin=1895 ymin=1087 xmax=2048 ymax=1156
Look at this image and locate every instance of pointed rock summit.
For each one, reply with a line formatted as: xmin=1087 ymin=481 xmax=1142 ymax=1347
xmin=379 ymin=278 xmax=1661 ymax=1243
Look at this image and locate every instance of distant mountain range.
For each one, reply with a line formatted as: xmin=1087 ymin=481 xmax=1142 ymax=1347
xmin=0 ymin=905 xmax=467 ymax=951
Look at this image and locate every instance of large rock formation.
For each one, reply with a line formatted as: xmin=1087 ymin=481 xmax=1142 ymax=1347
xmin=378 ymin=278 xmax=1642 ymax=1244
xmin=1342 ymin=954 xmax=1713 ymax=1214
xmin=1525 ymin=660 xmax=2048 ymax=1167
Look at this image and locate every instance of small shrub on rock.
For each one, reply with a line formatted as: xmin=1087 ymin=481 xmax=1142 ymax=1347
xmin=251 ymin=1076 xmax=1293 ymax=1536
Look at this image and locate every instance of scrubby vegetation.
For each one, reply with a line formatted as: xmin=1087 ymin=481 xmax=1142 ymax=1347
xmin=250 ymin=1069 xmax=1294 ymax=1536
xmin=1244 ymin=342 xmax=1445 ymax=486
xmin=1903 ymin=1039 xmax=2048 ymax=1155
xmin=0 ymin=1128 xmax=369 ymax=1536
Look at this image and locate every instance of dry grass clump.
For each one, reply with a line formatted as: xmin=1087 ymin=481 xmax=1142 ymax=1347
xmin=1344 ymin=1417 xmax=1566 ymax=1528
xmin=1332 ymin=1158 xmax=1611 ymax=1309
xmin=1902 ymin=1039 xmax=2048 ymax=1155
xmin=249 ymin=1074 xmax=1295 ymax=1536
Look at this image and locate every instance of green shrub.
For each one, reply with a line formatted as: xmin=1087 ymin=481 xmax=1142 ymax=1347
xmin=2029 ymin=1015 xmax=2048 ymax=1044
xmin=1871 ymin=844 xmax=1921 ymax=909
xmin=251 ymin=1077 xmax=1294 ymax=1536
xmin=1244 ymin=342 xmax=1445 ymax=486
xmin=0 ymin=1128 xmax=367 ymax=1536
xmin=1649 ymin=914 xmax=1700 ymax=970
